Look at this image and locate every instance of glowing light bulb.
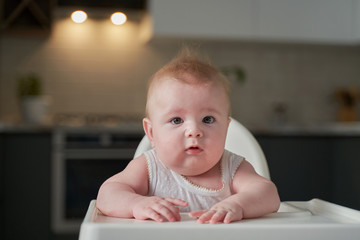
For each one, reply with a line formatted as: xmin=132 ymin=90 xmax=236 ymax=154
xmin=71 ymin=10 xmax=87 ymax=23
xmin=111 ymin=12 xmax=127 ymax=25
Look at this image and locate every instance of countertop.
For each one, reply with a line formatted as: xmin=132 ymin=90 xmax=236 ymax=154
xmin=250 ymin=122 xmax=360 ymax=136
xmin=0 ymin=122 xmax=144 ymax=134
xmin=1 ymin=122 xmax=360 ymax=136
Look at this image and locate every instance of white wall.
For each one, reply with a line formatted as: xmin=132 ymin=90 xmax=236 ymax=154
xmin=1 ymin=10 xmax=360 ymax=127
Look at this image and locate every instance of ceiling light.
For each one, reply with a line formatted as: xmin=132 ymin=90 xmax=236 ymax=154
xmin=111 ymin=12 xmax=127 ymax=25
xmin=71 ymin=10 xmax=87 ymax=23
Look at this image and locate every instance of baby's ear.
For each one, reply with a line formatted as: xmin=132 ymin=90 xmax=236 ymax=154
xmin=143 ymin=118 xmax=155 ymax=147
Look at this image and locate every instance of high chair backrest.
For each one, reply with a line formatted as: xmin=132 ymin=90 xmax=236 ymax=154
xmin=134 ymin=117 xmax=270 ymax=179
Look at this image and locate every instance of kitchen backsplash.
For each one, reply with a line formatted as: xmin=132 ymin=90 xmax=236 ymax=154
xmin=1 ymin=12 xmax=360 ymax=128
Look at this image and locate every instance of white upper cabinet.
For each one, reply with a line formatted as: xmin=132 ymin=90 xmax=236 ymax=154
xmin=149 ymin=0 xmax=255 ymax=40
xmin=353 ymin=0 xmax=360 ymax=40
xmin=148 ymin=0 xmax=360 ymax=44
xmin=254 ymin=0 xmax=354 ymax=44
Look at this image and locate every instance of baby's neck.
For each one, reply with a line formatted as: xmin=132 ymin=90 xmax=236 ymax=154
xmin=182 ymin=161 xmax=223 ymax=191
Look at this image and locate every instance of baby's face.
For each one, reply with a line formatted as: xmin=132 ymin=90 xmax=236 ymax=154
xmin=144 ymin=77 xmax=230 ymax=176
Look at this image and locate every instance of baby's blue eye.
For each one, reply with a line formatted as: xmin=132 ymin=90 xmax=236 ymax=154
xmin=203 ymin=116 xmax=215 ymax=124
xmin=171 ymin=117 xmax=183 ymax=125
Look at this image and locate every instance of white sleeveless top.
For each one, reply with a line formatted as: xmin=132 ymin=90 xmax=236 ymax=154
xmin=144 ymin=149 xmax=244 ymax=212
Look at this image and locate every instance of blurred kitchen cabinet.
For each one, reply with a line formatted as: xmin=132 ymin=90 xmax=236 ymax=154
xmin=255 ymin=135 xmax=360 ymax=211
xmin=0 ymin=0 xmax=54 ymax=35
xmin=331 ymin=137 xmax=360 ymax=210
xmin=256 ymin=136 xmax=332 ymax=202
xmin=0 ymin=132 xmax=51 ymax=240
xmin=255 ymin=0 xmax=354 ymax=44
xmin=353 ymin=0 xmax=360 ymax=41
xmin=148 ymin=0 xmax=254 ymax=40
xmin=149 ymin=0 xmax=356 ymax=44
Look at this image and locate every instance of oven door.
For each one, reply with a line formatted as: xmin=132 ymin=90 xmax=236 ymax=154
xmin=51 ymin=129 xmax=142 ymax=233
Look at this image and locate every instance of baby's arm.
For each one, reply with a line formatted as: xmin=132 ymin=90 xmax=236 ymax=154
xmin=96 ymin=155 xmax=188 ymax=222
xmin=189 ymin=160 xmax=280 ymax=224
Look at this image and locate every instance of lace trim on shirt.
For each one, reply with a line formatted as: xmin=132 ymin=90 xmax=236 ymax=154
xmin=144 ymin=151 xmax=153 ymax=188
xmin=230 ymin=155 xmax=244 ymax=180
xmin=179 ymin=158 xmax=225 ymax=193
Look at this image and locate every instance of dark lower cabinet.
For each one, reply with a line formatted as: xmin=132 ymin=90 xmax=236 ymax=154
xmin=0 ymin=132 xmax=79 ymax=240
xmin=256 ymin=135 xmax=360 ymax=211
xmin=331 ymin=138 xmax=360 ymax=210
xmin=1 ymin=133 xmax=52 ymax=240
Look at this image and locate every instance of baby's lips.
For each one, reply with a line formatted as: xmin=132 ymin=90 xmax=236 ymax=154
xmin=186 ymin=144 xmax=202 ymax=150
xmin=188 ymin=146 xmax=199 ymax=150
xmin=185 ymin=145 xmax=203 ymax=154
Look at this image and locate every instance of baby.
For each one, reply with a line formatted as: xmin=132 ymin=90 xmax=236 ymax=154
xmin=96 ymin=52 xmax=280 ymax=224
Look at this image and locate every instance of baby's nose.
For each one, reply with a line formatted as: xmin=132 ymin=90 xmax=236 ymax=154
xmin=185 ymin=124 xmax=203 ymax=138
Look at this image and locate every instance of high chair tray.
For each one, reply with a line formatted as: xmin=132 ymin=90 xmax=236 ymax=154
xmin=79 ymin=199 xmax=360 ymax=240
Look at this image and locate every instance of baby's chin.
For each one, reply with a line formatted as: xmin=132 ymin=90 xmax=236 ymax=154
xmin=174 ymin=165 xmax=214 ymax=177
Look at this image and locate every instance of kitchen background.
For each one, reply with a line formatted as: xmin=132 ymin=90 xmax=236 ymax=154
xmin=1 ymin=1 xmax=360 ymax=127
xmin=1 ymin=1 xmax=360 ymax=240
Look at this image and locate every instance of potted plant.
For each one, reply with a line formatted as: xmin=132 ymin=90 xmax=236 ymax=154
xmin=17 ymin=73 xmax=50 ymax=124
xmin=335 ymin=87 xmax=359 ymax=122
xmin=221 ymin=65 xmax=246 ymax=84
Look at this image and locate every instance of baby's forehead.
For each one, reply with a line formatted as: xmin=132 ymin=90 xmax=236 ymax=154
xmin=146 ymin=73 xmax=230 ymax=117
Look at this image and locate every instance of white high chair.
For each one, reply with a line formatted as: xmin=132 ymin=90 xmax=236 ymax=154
xmin=79 ymin=118 xmax=360 ymax=240
xmin=134 ymin=117 xmax=271 ymax=179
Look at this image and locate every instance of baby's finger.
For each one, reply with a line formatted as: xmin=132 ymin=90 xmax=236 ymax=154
xmin=144 ymin=208 xmax=165 ymax=222
xmin=209 ymin=210 xmax=227 ymax=224
xmin=165 ymin=197 xmax=188 ymax=207
xmin=153 ymin=202 xmax=179 ymax=222
xmin=197 ymin=210 xmax=216 ymax=224
xmin=223 ymin=211 xmax=235 ymax=224
xmin=162 ymin=200 xmax=184 ymax=221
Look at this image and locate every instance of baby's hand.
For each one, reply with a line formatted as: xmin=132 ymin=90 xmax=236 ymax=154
xmin=189 ymin=201 xmax=243 ymax=224
xmin=132 ymin=196 xmax=188 ymax=222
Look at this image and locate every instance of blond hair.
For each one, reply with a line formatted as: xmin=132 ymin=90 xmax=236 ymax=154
xmin=145 ymin=50 xmax=231 ymax=117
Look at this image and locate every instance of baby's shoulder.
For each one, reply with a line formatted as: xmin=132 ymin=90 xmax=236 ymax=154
xmin=123 ymin=154 xmax=149 ymax=177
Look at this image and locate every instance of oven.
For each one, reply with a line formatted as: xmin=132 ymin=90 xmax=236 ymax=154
xmin=51 ymin=126 xmax=143 ymax=233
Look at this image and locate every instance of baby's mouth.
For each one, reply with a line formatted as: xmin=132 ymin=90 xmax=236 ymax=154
xmin=185 ymin=146 xmax=203 ymax=154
